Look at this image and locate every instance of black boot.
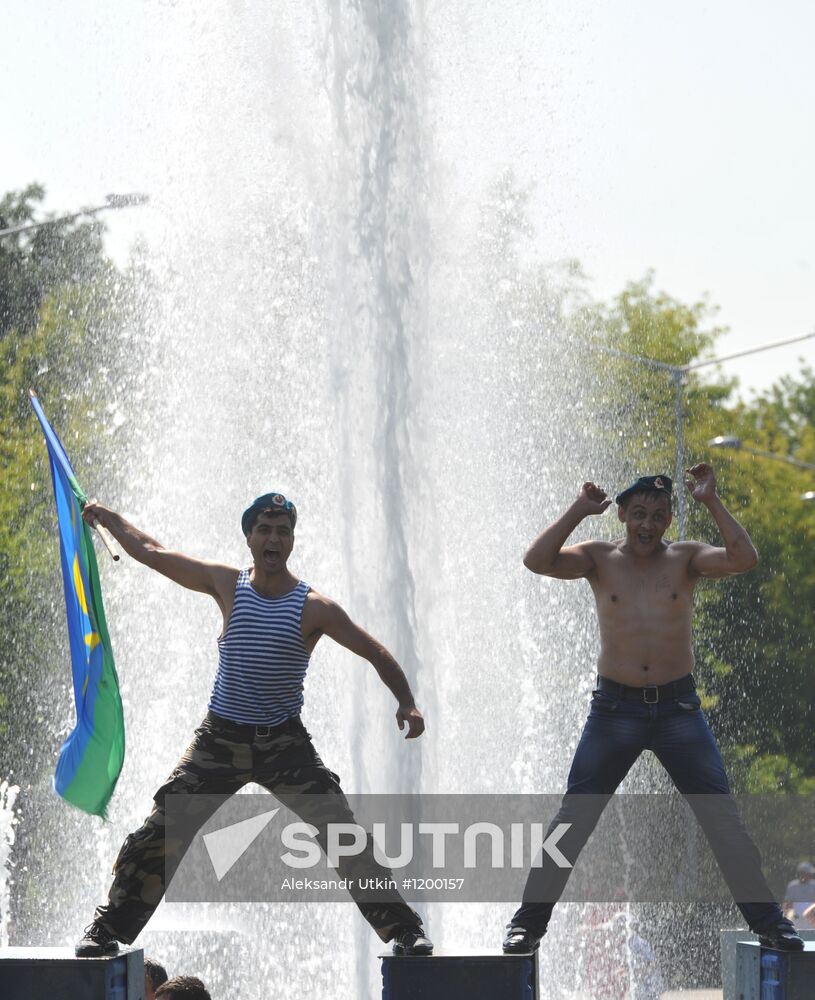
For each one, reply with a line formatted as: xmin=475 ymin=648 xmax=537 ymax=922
xmin=75 ymin=921 xmax=120 ymax=957
xmin=757 ymin=918 xmax=804 ymax=952
xmin=502 ymin=924 xmax=544 ymax=954
xmin=392 ymin=927 xmax=434 ymax=955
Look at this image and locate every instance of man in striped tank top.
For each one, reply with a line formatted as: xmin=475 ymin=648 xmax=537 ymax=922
xmin=75 ymin=491 xmax=433 ymax=958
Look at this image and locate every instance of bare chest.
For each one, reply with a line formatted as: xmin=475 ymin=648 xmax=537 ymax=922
xmin=591 ymin=552 xmax=695 ymax=616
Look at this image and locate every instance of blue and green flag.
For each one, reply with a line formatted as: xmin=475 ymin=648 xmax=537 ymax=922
xmin=30 ymin=390 xmax=124 ymax=818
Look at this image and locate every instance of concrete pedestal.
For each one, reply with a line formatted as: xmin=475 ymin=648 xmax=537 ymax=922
xmin=0 ymin=947 xmax=144 ymax=1000
xmin=381 ymin=949 xmax=538 ymax=999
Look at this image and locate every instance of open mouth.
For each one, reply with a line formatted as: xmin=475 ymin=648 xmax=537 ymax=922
xmin=637 ymin=534 xmax=653 ymax=544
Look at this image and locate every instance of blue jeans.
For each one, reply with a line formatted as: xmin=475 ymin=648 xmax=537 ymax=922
xmin=511 ymin=679 xmax=783 ymax=935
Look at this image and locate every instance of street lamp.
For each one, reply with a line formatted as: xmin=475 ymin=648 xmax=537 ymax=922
xmin=708 ymin=437 xmax=815 ymax=506
xmin=592 ymin=331 xmax=815 ymax=538
xmin=708 ymin=436 xmax=815 ymax=472
xmin=0 ymin=192 xmax=149 ymax=239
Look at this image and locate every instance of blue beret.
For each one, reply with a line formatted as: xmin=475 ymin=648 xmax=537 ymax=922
xmin=615 ymin=475 xmax=673 ymax=505
xmin=241 ymin=492 xmax=297 ymax=535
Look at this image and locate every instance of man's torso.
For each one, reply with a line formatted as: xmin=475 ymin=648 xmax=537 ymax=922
xmin=587 ymin=540 xmax=700 ymax=686
xmin=216 ymin=568 xmax=326 ymax=654
xmin=209 ymin=570 xmax=318 ymax=726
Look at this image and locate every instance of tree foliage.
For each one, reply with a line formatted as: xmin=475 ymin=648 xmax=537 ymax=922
xmin=479 ymin=172 xmax=814 ymax=792
xmin=0 ymin=185 xmax=136 ymax=776
xmin=0 ymin=185 xmax=111 ymax=337
xmin=584 ymin=276 xmax=815 ymax=790
xmin=696 ymin=370 xmax=815 ymax=792
xmin=580 ymin=272 xmax=734 ymax=497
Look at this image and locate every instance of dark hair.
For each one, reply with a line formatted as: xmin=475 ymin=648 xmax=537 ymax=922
xmin=619 ymin=489 xmax=673 ymax=511
xmin=254 ymin=506 xmax=295 ymax=530
xmin=144 ymin=958 xmax=169 ymax=990
xmin=155 ymin=976 xmax=212 ymax=1000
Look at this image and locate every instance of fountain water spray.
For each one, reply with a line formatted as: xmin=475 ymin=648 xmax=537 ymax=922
xmin=8 ymin=3 xmax=618 ymax=997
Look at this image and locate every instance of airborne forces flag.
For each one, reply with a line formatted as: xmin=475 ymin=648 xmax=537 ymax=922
xmin=29 ymin=390 xmax=124 ymax=817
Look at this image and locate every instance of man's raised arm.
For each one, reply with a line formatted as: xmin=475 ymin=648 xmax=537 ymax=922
xmin=82 ymin=502 xmax=237 ymax=599
xmin=523 ymin=482 xmax=611 ymax=578
xmin=685 ymin=464 xmax=759 ymax=578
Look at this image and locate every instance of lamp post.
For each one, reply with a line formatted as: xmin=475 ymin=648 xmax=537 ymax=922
xmin=708 ymin=436 xmax=815 ymax=473
xmin=708 ymin=437 xmax=815 ymax=503
xmin=593 ymin=331 xmax=815 ymax=538
xmin=0 ymin=192 xmax=149 ymax=239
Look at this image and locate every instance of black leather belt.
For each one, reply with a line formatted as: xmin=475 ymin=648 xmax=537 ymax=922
xmin=206 ymin=710 xmax=301 ymax=739
xmin=596 ymin=673 xmax=696 ymax=704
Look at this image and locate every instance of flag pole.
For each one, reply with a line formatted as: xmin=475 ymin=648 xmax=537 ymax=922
xmin=94 ymin=523 xmax=121 ymax=562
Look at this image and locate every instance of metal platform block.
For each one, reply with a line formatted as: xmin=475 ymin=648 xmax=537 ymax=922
xmin=381 ymin=949 xmax=539 ymax=999
xmin=0 ymin=946 xmax=144 ymax=1000
xmin=734 ymin=940 xmax=815 ymax=1000
xmin=720 ymin=928 xmax=815 ymax=998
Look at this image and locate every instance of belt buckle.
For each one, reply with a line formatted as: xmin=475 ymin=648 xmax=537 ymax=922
xmin=643 ymin=686 xmax=659 ymax=704
xmin=255 ymin=724 xmax=274 ymax=738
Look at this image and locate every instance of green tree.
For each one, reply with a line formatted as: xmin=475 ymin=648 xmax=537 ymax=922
xmin=585 ymin=275 xmax=815 ymax=789
xmin=695 ymin=367 xmax=815 ymax=791
xmin=582 ymin=272 xmax=734 ymax=500
xmin=0 ymin=185 xmax=111 ymax=336
xmin=476 ymin=174 xmax=814 ymax=983
xmin=0 ymin=185 xmax=138 ymax=778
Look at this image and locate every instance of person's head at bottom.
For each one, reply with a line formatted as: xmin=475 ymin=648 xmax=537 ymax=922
xmin=155 ymin=976 xmax=212 ymax=1000
xmin=144 ymin=958 xmax=168 ymax=1000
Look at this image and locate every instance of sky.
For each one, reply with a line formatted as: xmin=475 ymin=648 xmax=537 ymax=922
xmin=2 ymin=0 xmax=813 ymax=400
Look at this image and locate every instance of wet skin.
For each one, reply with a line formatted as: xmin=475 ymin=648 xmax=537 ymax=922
xmin=522 ymin=465 xmax=758 ymax=687
xmin=590 ymin=494 xmax=696 ymax=684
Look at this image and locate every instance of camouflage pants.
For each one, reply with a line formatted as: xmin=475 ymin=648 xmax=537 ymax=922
xmin=95 ymin=713 xmax=422 ymax=943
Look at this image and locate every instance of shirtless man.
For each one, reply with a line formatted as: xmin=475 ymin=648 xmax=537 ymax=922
xmin=502 ymin=465 xmax=803 ymax=953
xmin=75 ymin=491 xmax=433 ymax=958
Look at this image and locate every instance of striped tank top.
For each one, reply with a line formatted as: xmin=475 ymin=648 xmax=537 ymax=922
xmin=208 ymin=570 xmax=311 ymax=725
